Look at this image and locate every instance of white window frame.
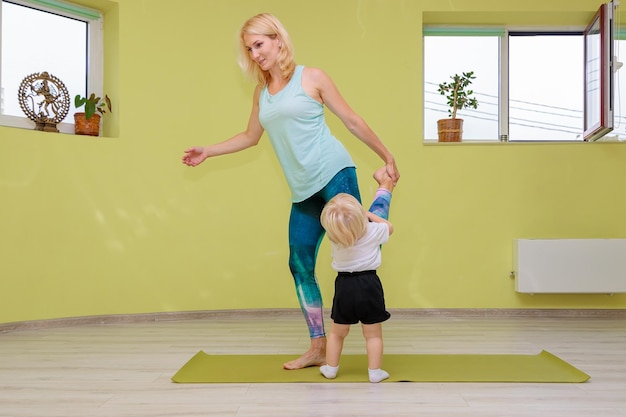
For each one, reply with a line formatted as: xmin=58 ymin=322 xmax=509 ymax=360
xmin=423 ymin=2 xmax=619 ymax=143
xmin=0 ymin=0 xmax=102 ymax=133
xmin=425 ymin=29 xmax=589 ymax=142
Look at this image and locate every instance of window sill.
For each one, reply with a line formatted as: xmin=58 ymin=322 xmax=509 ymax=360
xmin=423 ymin=138 xmax=626 ymax=145
xmin=0 ymin=123 xmax=117 ymax=139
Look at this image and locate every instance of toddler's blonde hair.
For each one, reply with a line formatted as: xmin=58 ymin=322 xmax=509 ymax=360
xmin=320 ymin=193 xmax=368 ymax=247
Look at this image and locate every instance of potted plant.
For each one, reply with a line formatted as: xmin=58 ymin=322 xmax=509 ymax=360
xmin=74 ymin=93 xmax=111 ymax=136
xmin=436 ymin=71 xmax=478 ymax=142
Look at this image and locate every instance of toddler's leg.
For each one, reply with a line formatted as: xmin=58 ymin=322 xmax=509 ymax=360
xmin=362 ymin=323 xmax=389 ymax=383
xmin=320 ymin=322 xmax=350 ymax=379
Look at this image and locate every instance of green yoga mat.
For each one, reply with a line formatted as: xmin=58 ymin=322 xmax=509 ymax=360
xmin=171 ymin=350 xmax=589 ymax=383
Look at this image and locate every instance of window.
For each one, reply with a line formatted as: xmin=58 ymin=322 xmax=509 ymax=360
xmin=583 ymin=2 xmax=615 ymax=141
xmin=615 ymin=36 xmax=626 ymax=140
xmin=424 ymin=34 xmax=500 ymax=141
xmin=509 ymin=33 xmax=584 ymax=141
xmin=423 ymin=3 xmax=624 ymax=142
xmin=0 ymin=0 xmax=102 ymax=134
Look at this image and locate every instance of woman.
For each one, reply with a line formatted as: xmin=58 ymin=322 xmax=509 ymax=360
xmin=182 ymin=13 xmax=399 ymax=370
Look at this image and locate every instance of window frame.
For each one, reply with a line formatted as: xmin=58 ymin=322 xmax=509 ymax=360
xmin=0 ymin=0 xmax=103 ymax=133
xmin=583 ymin=2 xmax=615 ymax=141
xmin=424 ymin=28 xmax=591 ymax=142
xmin=424 ymin=3 xmax=618 ymax=143
xmin=507 ymin=30 xmax=587 ymax=142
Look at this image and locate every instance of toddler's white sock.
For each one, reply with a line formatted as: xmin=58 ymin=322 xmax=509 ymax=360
xmin=368 ymin=368 xmax=389 ymax=383
xmin=320 ymin=364 xmax=339 ymax=379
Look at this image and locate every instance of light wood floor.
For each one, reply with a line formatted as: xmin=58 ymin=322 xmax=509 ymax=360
xmin=1 ymin=310 xmax=626 ymax=417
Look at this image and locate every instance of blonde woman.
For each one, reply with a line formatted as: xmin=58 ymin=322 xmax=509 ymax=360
xmin=182 ymin=13 xmax=399 ymax=370
xmin=319 ymin=167 xmax=395 ymax=383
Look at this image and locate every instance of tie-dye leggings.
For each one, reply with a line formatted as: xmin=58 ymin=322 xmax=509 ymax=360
xmin=288 ymin=167 xmax=392 ymax=339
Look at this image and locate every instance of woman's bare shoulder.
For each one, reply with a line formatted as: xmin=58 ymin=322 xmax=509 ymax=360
xmin=302 ymin=66 xmax=330 ymax=81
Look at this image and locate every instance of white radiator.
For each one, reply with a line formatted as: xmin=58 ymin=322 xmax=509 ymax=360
xmin=514 ymin=239 xmax=626 ymax=293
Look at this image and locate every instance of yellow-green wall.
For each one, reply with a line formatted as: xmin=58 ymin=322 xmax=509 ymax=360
xmin=1 ymin=0 xmax=625 ymax=324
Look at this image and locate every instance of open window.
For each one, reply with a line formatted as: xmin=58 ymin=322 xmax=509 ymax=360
xmin=583 ymin=1 xmax=615 ymax=141
xmin=423 ymin=3 xmax=623 ymax=143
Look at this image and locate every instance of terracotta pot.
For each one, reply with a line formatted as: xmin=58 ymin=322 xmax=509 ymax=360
xmin=437 ymin=118 xmax=463 ymax=142
xmin=74 ymin=112 xmax=101 ymax=136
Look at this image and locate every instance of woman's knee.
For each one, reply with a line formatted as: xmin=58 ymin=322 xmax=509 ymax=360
xmin=288 ymin=245 xmax=316 ymax=275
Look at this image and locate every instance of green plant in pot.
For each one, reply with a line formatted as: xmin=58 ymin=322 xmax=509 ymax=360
xmin=436 ymin=71 xmax=478 ymax=142
xmin=74 ymin=93 xmax=111 ymax=136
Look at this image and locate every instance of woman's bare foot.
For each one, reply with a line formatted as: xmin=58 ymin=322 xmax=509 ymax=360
xmin=283 ymin=337 xmax=326 ymax=370
xmin=373 ymin=167 xmax=395 ymax=192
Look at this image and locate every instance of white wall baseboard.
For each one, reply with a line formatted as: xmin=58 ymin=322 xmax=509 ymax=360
xmin=2 ymin=308 xmax=626 ymax=333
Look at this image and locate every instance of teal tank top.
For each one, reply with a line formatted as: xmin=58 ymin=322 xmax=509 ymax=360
xmin=258 ymin=65 xmax=355 ymax=202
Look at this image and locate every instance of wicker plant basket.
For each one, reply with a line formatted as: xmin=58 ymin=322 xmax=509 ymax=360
xmin=74 ymin=112 xmax=101 ymax=136
xmin=437 ymin=118 xmax=463 ymax=142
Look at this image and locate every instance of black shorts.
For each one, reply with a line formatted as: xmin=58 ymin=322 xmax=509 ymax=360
xmin=330 ymin=270 xmax=391 ymax=325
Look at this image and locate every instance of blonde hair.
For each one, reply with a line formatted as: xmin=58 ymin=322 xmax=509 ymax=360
xmin=238 ymin=13 xmax=296 ymax=87
xmin=320 ymin=193 xmax=368 ymax=247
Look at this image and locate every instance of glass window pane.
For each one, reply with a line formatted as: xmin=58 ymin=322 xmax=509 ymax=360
xmin=424 ymin=36 xmax=499 ymax=141
xmin=509 ymin=35 xmax=583 ymax=141
xmin=612 ymin=39 xmax=626 ymax=141
xmin=1 ymin=1 xmax=87 ymax=124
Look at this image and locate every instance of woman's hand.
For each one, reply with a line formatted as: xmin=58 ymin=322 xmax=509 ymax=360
xmin=386 ymin=159 xmax=400 ymax=185
xmin=182 ymin=146 xmax=208 ymax=167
